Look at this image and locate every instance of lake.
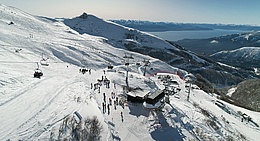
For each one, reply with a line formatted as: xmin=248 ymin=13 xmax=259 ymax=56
xmin=149 ymin=29 xmax=249 ymax=41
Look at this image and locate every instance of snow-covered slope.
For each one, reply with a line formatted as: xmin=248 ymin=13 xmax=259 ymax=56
xmin=210 ymin=47 xmax=260 ymax=68
xmin=1 ymin=4 xmax=260 ymax=141
xmin=63 ymin=13 xmax=178 ymax=51
xmin=63 ymin=13 xmax=209 ymax=66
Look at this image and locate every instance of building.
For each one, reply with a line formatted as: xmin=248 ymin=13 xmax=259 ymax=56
xmin=126 ymin=90 xmax=150 ymax=103
xmin=144 ymin=90 xmax=165 ymax=105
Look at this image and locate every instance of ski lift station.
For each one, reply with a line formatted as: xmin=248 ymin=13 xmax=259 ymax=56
xmin=143 ymin=89 xmax=165 ymax=109
xmin=126 ymin=90 xmax=150 ymax=103
xmin=126 ymin=89 xmax=165 ymax=109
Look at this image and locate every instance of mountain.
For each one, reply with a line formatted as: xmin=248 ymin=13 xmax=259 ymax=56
xmin=64 ymin=13 xmax=258 ymax=91
xmin=110 ymin=20 xmax=260 ymax=32
xmin=210 ymin=47 xmax=260 ymax=69
xmin=231 ymin=79 xmax=260 ymax=112
xmin=63 ymin=13 xmax=180 ymax=51
xmin=174 ymin=31 xmax=260 ymax=56
xmin=1 ymin=4 xmax=260 ymax=140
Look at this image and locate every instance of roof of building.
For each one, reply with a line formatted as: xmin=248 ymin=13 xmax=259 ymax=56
xmin=127 ymin=90 xmax=150 ymax=98
xmin=146 ymin=89 xmax=164 ymax=100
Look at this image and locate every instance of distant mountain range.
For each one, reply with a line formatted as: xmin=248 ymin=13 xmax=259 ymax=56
xmin=110 ymin=20 xmax=260 ymax=32
xmin=174 ymin=31 xmax=260 ymax=56
xmin=171 ymin=30 xmax=260 ymax=72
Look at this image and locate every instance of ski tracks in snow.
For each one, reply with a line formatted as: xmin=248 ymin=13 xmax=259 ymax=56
xmin=0 ymin=77 xmax=51 ymax=107
xmin=1 ymin=74 xmax=86 ymax=140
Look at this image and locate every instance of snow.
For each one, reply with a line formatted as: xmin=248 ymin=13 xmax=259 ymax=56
xmin=212 ymin=47 xmax=260 ymax=62
xmin=210 ymin=40 xmax=219 ymax=43
xmin=63 ymin=13 xmax=178 ymax=51
xmin=226 ymin=87 xmax=237 ymax=97
xmin=1 ymin=4 xmax=260 ymax=141
xmin=217 ymin=62 xmax=238 ymax=69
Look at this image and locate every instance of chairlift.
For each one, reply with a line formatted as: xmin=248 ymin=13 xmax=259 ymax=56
xmin=108 ymin=65 xmax=113 ymax=69
xmin=34 ymin=68 xmax=43 ymax=78
xmin=34 ymin=62 xmax=43 ymax=78
xmin=40 ymin=59 xmax=49 ymax=66
xmin=15 ymin=48 xmax=22 ymax=53
xmin=40 ymin=53 xmax=49 ymax=66
xmin=143 ymin=59 xmax=150 ymax=66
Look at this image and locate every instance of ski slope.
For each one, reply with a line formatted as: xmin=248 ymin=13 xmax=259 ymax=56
xmin=0 ymin=4 xmax=260 ymax=140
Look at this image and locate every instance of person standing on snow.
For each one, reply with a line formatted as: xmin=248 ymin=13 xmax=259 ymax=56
xmin=121 ymin=112 xmax=123 ymax=122
xmin=107 ymin=104 xmax=110 ymax=115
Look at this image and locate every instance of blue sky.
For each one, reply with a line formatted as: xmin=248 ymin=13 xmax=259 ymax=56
xmin=1 ymin=0 xmax=259 ymax=25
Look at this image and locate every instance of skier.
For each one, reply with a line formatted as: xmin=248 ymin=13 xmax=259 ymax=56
xmin=107 ymin=104 xmax=110 ymax=115
xmin=102 ymin=102 xmax=106 ymax=113
xmin=121 ymin=112 xmax=123 ymax=122
xmin=103 ymin=93 xmax=106 ymax=103
xmin=114 ymin=100 xmax=117 ymax=110
xmin=116 ymin=97 xmax=119 ymax=105
xmin=109 ymin=98 xmax=112 ymax=106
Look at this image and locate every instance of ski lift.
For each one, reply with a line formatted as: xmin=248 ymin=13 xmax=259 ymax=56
xmin=40 ymin=53 xmax=49 ymax=66
xmin=108 ymin=65 xmax=113 ymax=69
xmin=15 ymin=48 xmax=22 ymax=53
xmin=143 ymin=59 xmax=150 ymax=66
xmin=34 ymin=62 xmax=43 ymax=78
xmin=40 ymin=59 xmax=49 ymax=66
xmin=34 ymin=69 xmax=43 ymax=78
xmin=107 ymin=62 xmax=114 ymax=69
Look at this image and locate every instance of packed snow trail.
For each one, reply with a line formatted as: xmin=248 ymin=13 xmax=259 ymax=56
xmin=0 ymin=64 xmax=102 ymax=140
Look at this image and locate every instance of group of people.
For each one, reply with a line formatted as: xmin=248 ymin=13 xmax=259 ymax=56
xmin=102 ymin=91 xmax=120 ymax=115
xmin=79 ymin=68 xmax=91 ymax=75
xmin=89 ymin=71 xmax=124 ymax=122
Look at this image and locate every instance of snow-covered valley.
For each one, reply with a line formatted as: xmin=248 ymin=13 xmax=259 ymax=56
xmin=1 ymin=4 xmax=260 ymax=141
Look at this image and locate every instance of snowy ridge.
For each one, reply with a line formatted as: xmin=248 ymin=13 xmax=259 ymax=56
xmin=211 ymin=47 xmax=260 ymax=60
xmin=0 ymin=4 xmax=260 ymax=141
xmin=63 ymin=13 xmax=178 ymax=50
xmin=233 ymin=31 xmax=260 ymax=42
xmin=210 ymin=47 xmax=260 ymax=68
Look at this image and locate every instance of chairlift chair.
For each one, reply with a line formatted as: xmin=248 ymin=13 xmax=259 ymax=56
xmin=40 ymin=59 xmax=49 ymax=66
xmin=40 ymin=53 xmax=49 ymax=66
xmin=34 ymin=69 xmax=43 ymax=78
xmin=108 ymin=65 xmax=113 ymax=69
